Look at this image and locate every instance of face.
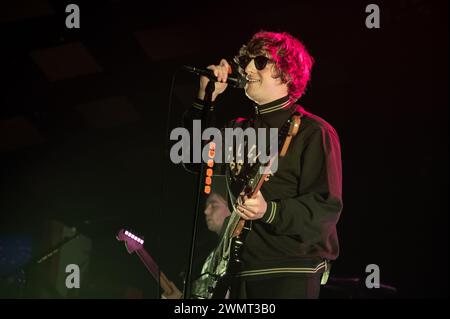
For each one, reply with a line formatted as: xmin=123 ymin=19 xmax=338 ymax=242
xmin=204 ymin=193 xmax=230 ymax=235
xmin=241 ymin=53 xmax=289 ymax=105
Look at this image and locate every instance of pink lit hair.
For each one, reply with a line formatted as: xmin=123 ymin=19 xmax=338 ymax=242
xmin=238 ymin=31 xmax=314 ymax=101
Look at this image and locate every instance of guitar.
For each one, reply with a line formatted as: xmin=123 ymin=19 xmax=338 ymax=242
xmin=116 ymin=229 xmax=182 ymax=299
xmin=200 ymin=113 xmax=302 ymax=299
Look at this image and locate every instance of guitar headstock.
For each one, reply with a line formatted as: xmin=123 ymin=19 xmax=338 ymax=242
xmin=116 ymin=229 xmax=144 ymax=253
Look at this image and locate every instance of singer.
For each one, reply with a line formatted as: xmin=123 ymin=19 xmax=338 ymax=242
xmin=182 ymin=31 xmax=343 ymax=299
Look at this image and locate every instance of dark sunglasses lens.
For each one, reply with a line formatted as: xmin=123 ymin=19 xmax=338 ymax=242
xmin=238 ymin=56 xmax=251 ymax=69
xmin=254 ymin=56 xmax=269 ymax=70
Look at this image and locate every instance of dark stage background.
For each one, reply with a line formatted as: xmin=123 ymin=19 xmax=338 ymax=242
xmin=0 ymin=0 xmax=448 ymax=298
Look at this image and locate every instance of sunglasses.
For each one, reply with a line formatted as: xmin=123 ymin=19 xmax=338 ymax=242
xmin=235 ymin=55 xmax=273 ymax=71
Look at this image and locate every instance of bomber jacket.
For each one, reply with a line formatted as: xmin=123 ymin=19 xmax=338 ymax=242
xmin=182 ymin=95 xmax=343 ymax=279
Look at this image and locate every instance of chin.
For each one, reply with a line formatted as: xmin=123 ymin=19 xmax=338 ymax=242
xmin=245 ymin=89 xmax=258 ymax=103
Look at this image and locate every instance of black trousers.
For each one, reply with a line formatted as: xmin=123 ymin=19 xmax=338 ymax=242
xmin=230 ymin=274 xmax=322 ymax=299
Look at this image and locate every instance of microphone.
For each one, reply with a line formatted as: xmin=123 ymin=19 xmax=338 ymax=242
xmin=182 ymin=65 xmax=247 ymax=88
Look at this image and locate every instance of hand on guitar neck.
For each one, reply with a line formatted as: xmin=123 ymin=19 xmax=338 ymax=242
xmin=161 ymin=280 xmax=183 ymax=299
xmin=236 ymin=190 xmax=268 ymax=221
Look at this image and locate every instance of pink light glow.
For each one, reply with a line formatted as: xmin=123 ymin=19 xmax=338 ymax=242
xmin=124 ymin=230 xmax=144 ymax=244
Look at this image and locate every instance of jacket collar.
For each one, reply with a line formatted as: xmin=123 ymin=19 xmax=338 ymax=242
xmin=254 ymin=95 xmax=292 ymax=115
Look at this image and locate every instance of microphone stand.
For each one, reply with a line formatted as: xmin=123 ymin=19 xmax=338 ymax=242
xmin=183 ymin=79 xmax=216 ymax=299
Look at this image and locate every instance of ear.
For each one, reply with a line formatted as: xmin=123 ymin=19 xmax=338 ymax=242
xmin=270 ymin=64 xmax=284 ymax=82
xmin=271 ymin=65 xmax=291 ymax=87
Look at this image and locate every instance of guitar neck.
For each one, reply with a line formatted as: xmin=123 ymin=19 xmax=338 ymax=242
xmin=228 ymin=170 xmax=268 ymax=236
xmin=135 ymin=249 xmax=172 ymax=295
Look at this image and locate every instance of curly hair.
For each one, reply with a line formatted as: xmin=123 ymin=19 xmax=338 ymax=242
xmin=238 ymin=31 xmax=314 ymax=100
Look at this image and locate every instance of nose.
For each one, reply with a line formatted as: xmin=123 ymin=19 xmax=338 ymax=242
xmin=204 ymin=204 xmax=211 ymax=216
xmin=245 ymin=58 xmax=256 ymax=74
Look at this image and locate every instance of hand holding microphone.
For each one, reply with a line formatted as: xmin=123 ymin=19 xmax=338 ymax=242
xmin=183 ymin=59 xmax=246 ymax=102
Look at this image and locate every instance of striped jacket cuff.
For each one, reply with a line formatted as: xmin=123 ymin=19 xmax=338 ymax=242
xmin=192 ymin=98 xmax=215 ymax=111
xmin=261 ymin=201 xmax=279 ymax=224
